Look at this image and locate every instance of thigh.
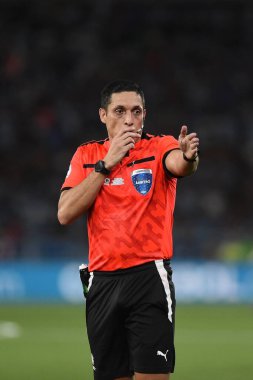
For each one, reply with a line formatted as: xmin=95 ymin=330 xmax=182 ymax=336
xmin=86 ymin=276 xmax=134 ymax=380
xmin=126 ymin=262 xmax=176 ymax=374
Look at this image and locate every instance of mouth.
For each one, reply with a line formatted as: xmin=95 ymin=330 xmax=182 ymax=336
xmin=133 ymin=128 xmax=143 ymax=143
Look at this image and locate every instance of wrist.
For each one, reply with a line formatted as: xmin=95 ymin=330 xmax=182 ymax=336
xmin=95 ymin=160 xmax=111 ymax=175
xmin=103 ymin=158 xmax=115 ymax=171
xmin=183 ymin=151 xmax=199 ymax=162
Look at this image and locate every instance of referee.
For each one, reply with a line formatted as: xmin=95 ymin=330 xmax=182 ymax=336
xmin=58 ymin=80 xmax=199 ymax=380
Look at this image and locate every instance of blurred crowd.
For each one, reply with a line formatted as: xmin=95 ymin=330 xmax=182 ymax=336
xmin=0 ymin=0 xmax=252 ymax=261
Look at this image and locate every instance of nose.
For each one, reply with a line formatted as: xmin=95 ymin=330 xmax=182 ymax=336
xmin=124 ymin=110 xmax=134 ymax=126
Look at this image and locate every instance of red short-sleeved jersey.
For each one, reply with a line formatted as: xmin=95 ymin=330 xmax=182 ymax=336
xmin=61 ymin=133 xmax=180 ymax=271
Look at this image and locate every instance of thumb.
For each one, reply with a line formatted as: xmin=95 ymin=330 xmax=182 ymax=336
xmin=179 ymin=125 xmax=188 ymax=140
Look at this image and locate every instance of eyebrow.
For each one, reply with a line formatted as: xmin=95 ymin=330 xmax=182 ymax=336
xmin=113 ymin=105 xmax=143 ymax=110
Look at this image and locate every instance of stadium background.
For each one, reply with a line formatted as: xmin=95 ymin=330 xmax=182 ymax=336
xmin=0 ymin=0 xmax=253 ymax=379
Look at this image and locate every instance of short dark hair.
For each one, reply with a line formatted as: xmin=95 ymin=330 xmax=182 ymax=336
xmin=100 ymin=80 xmax=145 ymax=110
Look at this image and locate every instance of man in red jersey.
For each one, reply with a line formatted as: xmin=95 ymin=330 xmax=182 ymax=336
xmin=58 ymin=80 xmax=199 ymax=380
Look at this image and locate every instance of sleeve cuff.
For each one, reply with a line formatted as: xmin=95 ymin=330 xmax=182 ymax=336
xmin=162 ymin=148 xmax=183 ymax=178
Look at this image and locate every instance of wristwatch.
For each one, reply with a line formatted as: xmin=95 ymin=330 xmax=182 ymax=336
xmin=94 ymin=160 xmax=111 ymax=175
xmin=183 ymin=150 xmax=199 ymax=162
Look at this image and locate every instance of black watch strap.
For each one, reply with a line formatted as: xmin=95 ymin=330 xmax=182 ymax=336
xmin=94 ymin=160 xmax=111 ymax=175
xmin=183 ymin=151 xmax=199 ymax=162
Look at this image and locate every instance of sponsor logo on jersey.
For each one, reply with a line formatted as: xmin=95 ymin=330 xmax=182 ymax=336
xmin=104 ymin=177 xmax=124 ymax=186
xmin=131 ymin=169 xmax=152 ymax=195
xmin=111 ymin=178 xmax=124 ymax=185
xmin=104 ymin=178 xmax=110 ymax=185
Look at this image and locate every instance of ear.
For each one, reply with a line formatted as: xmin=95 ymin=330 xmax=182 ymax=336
xmin=99 ymin=108 xmax=107 ymax=124
xmin=143 ymin=108 xmax=146 ymax=120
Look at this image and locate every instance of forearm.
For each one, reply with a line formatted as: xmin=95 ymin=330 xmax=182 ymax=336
xmin=57 ymin=171 xmax=106 ymax=225
xmin=58 ymin=127 xmax=141 ymax=225
xmin=166 ymin=149 xmax=199 ymax=177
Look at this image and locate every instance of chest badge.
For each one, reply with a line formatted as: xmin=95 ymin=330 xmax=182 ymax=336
xmin=131 ymin=169 xmax=152 ymax=195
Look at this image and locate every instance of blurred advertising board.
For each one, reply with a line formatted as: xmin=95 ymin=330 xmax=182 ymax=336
xmin=0 ymin=261 xmax=252 ymax=303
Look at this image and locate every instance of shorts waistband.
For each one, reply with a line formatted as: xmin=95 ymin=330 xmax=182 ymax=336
xmin=92 ymin=259 xmax=171 ymax=276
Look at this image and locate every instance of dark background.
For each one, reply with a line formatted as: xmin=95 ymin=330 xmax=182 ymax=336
xmin=0 ymin=0 xmax=252 ymax=262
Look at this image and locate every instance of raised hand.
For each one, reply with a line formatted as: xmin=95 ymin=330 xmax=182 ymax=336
xmin=178 ymin=125 xmax=199 ymax=160
xmin=104 ymin=126 xmax=140 ymax=170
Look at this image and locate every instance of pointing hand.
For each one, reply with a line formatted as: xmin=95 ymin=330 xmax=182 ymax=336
xmin=178 ymin=125 xmax=199 ymax=160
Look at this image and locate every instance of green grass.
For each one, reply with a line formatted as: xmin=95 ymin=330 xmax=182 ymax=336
xmin=0 ymin=304 xmax=252 ymax=380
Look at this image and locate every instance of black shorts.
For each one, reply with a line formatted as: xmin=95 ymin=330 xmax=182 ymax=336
xmin=85 ymin=259 xmax=176 ymax=380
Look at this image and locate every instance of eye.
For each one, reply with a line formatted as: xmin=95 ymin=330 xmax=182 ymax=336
xmin=115 ymin=108 xmax=124 ymax=116
xmin=133 ymin=108 xmax=142 ymax=116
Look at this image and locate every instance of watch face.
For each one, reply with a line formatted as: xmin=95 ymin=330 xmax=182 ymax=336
xmin=95 ymin=160 xmax=110 ymax=174
xmin=95 ymin=160 xmax=103 ymax=172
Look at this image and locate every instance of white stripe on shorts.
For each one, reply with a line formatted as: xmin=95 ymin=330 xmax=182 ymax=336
xmin=155 ymin=260 xmax=173 ymax=323
xmin=88 ymin=272 xmax=94 ymax=291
